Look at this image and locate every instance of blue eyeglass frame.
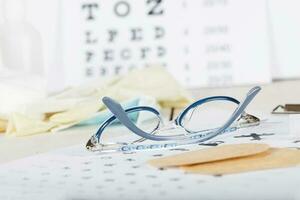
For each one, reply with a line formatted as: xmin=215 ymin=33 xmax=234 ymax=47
xmin=87 ymin=86 xmax=261 ymax=152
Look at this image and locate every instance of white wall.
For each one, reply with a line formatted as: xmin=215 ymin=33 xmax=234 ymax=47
xmin=268 ymin=0 xmax=300 ymax=79
xmin=0 ymin=0 xmax=4 ymax=69
xmin=25 ymin=0 xmax=64 ymax=92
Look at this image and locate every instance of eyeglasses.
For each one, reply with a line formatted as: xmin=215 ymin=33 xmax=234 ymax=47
xmin=86 ymin=86 xmax=261 ymax=153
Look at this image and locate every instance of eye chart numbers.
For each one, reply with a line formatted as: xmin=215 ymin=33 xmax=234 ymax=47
xmin=61 ymin=0 xmax=271 ymax=88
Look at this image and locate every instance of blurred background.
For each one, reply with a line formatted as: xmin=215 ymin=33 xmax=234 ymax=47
xmin=1 ymin=0 xmax=300 ymax=164
xmin=0 ymin=0 xmax=300 ymax=93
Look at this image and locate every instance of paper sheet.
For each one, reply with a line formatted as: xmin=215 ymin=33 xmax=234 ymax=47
xmin=0 ymin=118 xmax=300 ymax=200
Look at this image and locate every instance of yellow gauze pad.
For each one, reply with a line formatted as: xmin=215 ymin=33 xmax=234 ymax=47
xmin=148 ymin=143 xmax=270 ymax=168
xmin=0 ymin=119 xmax=7 ymax=133
xmin=182 ymin=148 xmax=300 ymax=175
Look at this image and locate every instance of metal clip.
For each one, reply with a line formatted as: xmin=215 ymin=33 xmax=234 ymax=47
xmin=272 ymin=104 xmax=300 ymax=114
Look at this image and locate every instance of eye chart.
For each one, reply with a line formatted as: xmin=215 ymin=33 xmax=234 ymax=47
xmin=60 ymin=0 xmax=271 ymax=88
xmin=0 ymin=119 xmax=299 ymax=200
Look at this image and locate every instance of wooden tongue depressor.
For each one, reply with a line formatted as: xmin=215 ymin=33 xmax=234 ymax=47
xmin=182 ymin=148 xmax=300 ymax=175
xmin=148 ymin=143 xmax=270 ymax=168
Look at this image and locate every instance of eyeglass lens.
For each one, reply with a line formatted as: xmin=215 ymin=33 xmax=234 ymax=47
xmin=181 ymin=100 xmax=238 ymax=133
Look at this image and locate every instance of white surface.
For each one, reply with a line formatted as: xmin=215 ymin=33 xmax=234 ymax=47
xmin=0 ymin=81 xmax=300 ymax=199
xmin=0 ymin=117 xmax=299 ymax=200
xmin=288 ymin=115 xmax=300 ymax=138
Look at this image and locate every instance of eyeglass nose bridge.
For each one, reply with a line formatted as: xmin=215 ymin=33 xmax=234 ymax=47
xmin=152 ymin=122 xmax=187 ymax=136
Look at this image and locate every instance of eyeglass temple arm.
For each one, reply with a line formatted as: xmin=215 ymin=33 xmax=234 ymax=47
xmin=102 ymin=97 xmax=173 ymax=141
xmin=195 ymin=86 xmax=261 ymax=142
